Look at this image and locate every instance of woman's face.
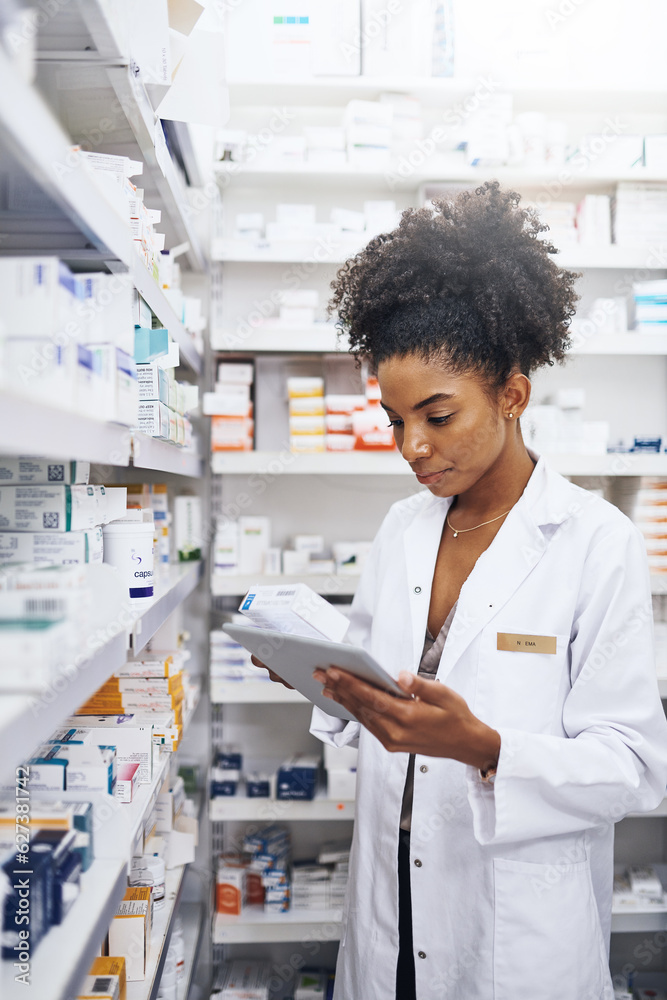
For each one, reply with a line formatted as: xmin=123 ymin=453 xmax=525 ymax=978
xmin=377 ymin=353 xmax=516 ymax=498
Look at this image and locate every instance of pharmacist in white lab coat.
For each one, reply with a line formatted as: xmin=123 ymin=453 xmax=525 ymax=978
xmin=256 ymin=184 xmax=667 ymax=999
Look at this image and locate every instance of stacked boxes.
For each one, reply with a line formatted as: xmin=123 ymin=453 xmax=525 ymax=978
xmin=325 ymin=394 xmax=365 ymax=452
xmin=633 ymin=279 xmax=667 ymax=333
xmin=288 ymin=377 xmax=325 ymax=453
xmin=209 ymin=624 xmax=257 ymax=684
xmin=135 ymin=360 xmax=197 ymax=447
xmin=0 ymin=257 xmax=138 ymax=420
xmin=207 ymin=362 xmax=254 ymax=452
xmin=631 ymin=480 xmax=667 ymax=575
xmin=324 ymin=743 xmax=358 ymax=801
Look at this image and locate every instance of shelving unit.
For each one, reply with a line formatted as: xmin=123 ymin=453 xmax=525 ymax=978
xmin=211 ymin=573 xmax=357 ymax=598
xmin=213 ymin=328 xmax=667 ymax=357
xmin=0 ymin=686 xmax=203 ymax=1000
xmin=212 ymin=238 xmax=667 ymax=271
xmin=213 ymin=907 xmax=342 ymax=945
xmin=210 ymin=790 xmax=354 ymax=822
xmin=210 ymin=679 xmax=309 ymax=704
xmin=211 ymin=450 xmax=667 ymax=477
xmin=179 ymin=903 xmax=206 ymax=1000
xmin=127 ymin=865 xmax=188 ymax=1000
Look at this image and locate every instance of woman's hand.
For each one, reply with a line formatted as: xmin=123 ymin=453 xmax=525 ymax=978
xmin=250 ymin=654 xmax=295 ymax=690
xmin=312 ymin=667 xmax=500 ymax=771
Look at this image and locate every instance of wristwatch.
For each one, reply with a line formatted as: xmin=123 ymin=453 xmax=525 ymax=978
xmin=479 ymin=765 xmax=497 ymax=784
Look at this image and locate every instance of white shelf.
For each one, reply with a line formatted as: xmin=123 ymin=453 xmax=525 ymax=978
xmin=612 ymin=864 xmax=667 ymax=932
xmin=0 ymin=564 xmax=203 ymax=786
xmin=178 ymin=902 xmax=205 ymax=1000
xmin=132 ymin=434 xmax=203 ymax=479
xmin=211 ymin=326 xmax=348 ymax=353
xmin=211 ymin=573 xmax=357 ymax=597
xmin=34 ymin=1 xmax=206 ymax=273
xmin=0 ymin=44 xmax=130 ymax=263
xmin=210 ymin=678 xmax=310 ymax=704
xmin=212 ymin=238 xmax=667 ymax=271
xmin=127 ymin=865 xmax=187 ymax=1000
xmin=226 ymin=77 xmax=667 ymax=112
xmin=1 ymin=857 xmax=128 ymax=1000
xmin=0 ymin=391 xmax=132 ymax=464
xmin=215 ymin=159 xmax=667 ymax=191
xmin=210 ymin=789 xmax=354 ymax=822
xmin=131 ymin=562 xmax=203 ymax=655
xmin=211 ymin=450 xmax=667 ymax=477
xmin=211 ymin=328 xmax=667 ymax=357
xmin=571 ymin=333 xmax=667 ymax=355
xmin=212 ymin=906 xmax=342 ymax=944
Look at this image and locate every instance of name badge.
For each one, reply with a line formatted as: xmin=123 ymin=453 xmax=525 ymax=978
xmin=497 ymin=632 xmax=557 ymax=654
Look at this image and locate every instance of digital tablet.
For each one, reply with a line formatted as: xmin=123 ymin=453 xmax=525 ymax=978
xmin=223 ymin=623 xmax=412 ymax=722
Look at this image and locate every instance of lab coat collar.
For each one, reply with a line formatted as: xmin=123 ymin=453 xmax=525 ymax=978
xmin=402 ymin=451 xmax=580 ymax=678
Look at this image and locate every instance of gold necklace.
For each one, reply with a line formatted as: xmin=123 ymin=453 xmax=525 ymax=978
xmin=446 ymin=507 xmax=512 ymax=538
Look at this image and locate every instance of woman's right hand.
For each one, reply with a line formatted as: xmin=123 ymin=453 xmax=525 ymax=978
xmin=250 ymin=654 xmax=295 ymax=690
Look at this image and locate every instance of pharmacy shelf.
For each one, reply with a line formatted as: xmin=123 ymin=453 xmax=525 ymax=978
xmin=124 ymin=256 xmax=203 ymax=376
xmin=179 ymin=902 xmax=205 ymax=1000
xmin=612 ymin=864 xmax=667 ymax=932
xmin=211 ymin=450 xmax=667 ymax=477
xmin=571 ymin=333 xmax=667 ymax=355
xmin=0 ymin=46 xmax=204 ymax=374
xmin=212 ymin=328 xmax=667 ymax=357
xmin=127 ymin=865 xmax=187 ymax=1000
xmin=0 ymin=631 xmax=127 ymax=788
xmin=215 ymin=160 xmax=667 ymax=192
xmin=0 ymin=391 xmax=132 ymax=465
xmin=0 ymin=44 xmax=130 ymax=263
xmin=213 ymin=906 xmax=342 ymax=944
xmin=211 ymin=326 xmax=348 ymax=353
xmin=210 ymin=789 xmax=354 ymax=822
xmin=211 ymin=573 xmax=357 ymax=598
xmin=104 ymin=64 xmax=207 ymax=273
xmin=226 ymin=77 xmax=667 ymax=113
xmin=210 ymin=678 xmax=310 ymax=704
xmin=131 ymin=562 xmax=204 ymax=655
xmin=0 ymin=567 xmax=203 ymax=786
xmin=132 ymin=433 xmax=203 ymax=479
xmin=34 ymin=1 xmax=206 ymax=273
xmin=212 ymin=239 xmax=667 ymax=271
xmin=1 ymin=856 xmax=128 ymax=1000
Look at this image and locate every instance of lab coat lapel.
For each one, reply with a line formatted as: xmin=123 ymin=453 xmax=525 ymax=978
xmin=438 ymin=460 xmax=565 ymax=682
xmin=403 ymin=493 xmax=453 ymax=670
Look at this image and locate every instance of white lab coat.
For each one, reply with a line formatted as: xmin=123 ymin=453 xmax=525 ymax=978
xmin=311 ymin=455 xmax=667 ymax=1000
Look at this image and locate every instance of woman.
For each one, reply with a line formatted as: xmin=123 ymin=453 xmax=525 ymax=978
xmin=257 ymin=183 xmax=667 ymax=999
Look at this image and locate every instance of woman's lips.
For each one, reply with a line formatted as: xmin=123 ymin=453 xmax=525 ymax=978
xmin=414 ymin=468 xmax=450 ymax=485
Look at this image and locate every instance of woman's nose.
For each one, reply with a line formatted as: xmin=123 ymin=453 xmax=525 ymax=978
xmin=401 ymin=425 xmax=432 ymax=463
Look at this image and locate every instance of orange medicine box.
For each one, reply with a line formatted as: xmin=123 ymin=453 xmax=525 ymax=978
xmin=89 ymin=957 xmax=127 ymax=1000
xmin=216 ymin=854 xmax=247 ymax=915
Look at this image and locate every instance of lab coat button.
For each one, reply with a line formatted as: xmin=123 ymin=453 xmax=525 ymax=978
xmin=418 ymin=951 xmax=427 ymax=960
xmin=414 ymin=586 xmax=421 ymax=594
xmin=414 ymin=858 xmax=422 ymax=867
xmin=419 ymin=765 xmax=428 ymax=773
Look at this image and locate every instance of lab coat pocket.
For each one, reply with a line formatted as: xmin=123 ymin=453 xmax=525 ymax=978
xmin=476 ymin=628 xmax=570 ymax=733
xmin=493 ymin=857 xmax=607 ymax=1000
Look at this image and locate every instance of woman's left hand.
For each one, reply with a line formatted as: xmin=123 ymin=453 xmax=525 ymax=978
xmin=313 ymin=667 xmax=501 ymax=772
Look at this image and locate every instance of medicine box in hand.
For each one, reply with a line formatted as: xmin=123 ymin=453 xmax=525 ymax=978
xmin=238 ymin=583 xmax=349 ymax=642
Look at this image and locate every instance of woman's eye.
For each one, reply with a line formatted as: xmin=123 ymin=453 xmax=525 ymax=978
xmin=429 ymin=415 xmax=453 ymax=425
xmin=387 ymin=418 xmax=403 ymax=428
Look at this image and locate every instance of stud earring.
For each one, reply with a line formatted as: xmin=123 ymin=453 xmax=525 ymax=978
xmin=508 ymin=412 xmax=514 ymax=418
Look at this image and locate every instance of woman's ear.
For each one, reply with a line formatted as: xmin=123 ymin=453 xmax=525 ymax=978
xmin=502 ymin=372 xmax=531 ymax=420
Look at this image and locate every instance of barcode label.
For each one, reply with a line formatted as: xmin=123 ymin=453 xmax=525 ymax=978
xmin=276 ymin=589 xmax=296 ymax=597
xmin=92 ymin=977 xmax=112 ymax=993
xmin=25 ymin=598 xmax=64 ymax=615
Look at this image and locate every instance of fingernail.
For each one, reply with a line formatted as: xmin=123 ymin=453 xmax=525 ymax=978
xmin=399 ymin=671 xmax=414 ymax=688
xmin=328 ymin=668 xmax=340 ymax=682
xmin=323 ymin=689 xmax=333 ymax=699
